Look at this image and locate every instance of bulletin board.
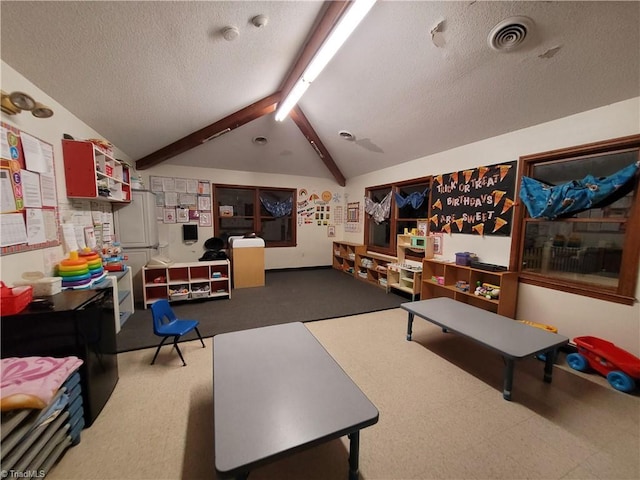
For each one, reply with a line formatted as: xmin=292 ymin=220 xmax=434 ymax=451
xmin=149 ymin=175 xmax=212 ymax=227
xmin=0 ymin=122 xmax=61 ymax=255
xmin=429 ymin=160 xmax=517 ymax=236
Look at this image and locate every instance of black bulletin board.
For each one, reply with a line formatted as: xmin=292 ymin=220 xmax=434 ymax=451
xmin=1 ymin=122 xmax=61 ymax=255
xmin=430 ymin=160 xmax=517 ymax=236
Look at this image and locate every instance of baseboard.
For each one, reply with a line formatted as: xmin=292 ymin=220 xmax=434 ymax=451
xmin=266 ymin=265 xmax=332 ymax=273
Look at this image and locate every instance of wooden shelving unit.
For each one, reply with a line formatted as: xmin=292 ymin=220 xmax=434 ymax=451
xmin=62 ymin=139 xmax=131 ymax=202
xmin=421 ymin=259 xmax=518 ymax=318
xmin=387 ymin=234 xmax=434 ymax=300
xmin=142 ymin=260 xmax=230 ymax=309
xmin=332 ymin=241 xmax=361 ymax=276
xmin=354 ymin=246 xmax=396 ymax=290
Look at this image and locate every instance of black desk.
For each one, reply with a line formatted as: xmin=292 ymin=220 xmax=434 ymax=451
xmin=1 ymin=288 xmax=119 ymax=426
xmin=213 ymin=322 xmax=378 ymax=480
xmin=402 ymin=298 xmax=569 ymax=400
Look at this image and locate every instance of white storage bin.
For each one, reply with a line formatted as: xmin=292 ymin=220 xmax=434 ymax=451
xmin=14 ymin=276 xmax=62 ymax=297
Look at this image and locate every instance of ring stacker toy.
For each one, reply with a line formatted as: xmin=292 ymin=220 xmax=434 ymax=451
xmin=58 ymin=250 xmax=105 ymax=289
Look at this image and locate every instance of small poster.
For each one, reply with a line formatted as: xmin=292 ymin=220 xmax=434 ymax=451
xmin=176 ymin=207 xmax=189 ymax=223
xmin=199 ymin=211 xmax=212 ymax=227
xmin=163 ymin=208 xmax=176 ymax=223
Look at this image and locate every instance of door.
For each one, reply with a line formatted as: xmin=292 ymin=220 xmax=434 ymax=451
xmin=113 ymin=190 xmax=158 ymax=248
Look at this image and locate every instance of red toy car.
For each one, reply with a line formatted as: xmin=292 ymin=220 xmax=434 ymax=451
xmin=567 ymin=336 xmax=640 ymax=393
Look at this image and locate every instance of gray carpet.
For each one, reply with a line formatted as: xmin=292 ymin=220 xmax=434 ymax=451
xmin=116 ymin=267 xmax=408 ymax=352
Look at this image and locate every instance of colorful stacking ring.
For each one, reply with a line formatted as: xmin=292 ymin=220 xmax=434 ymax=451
xmin=60 ymin=272 xmax=92 ymax=283
xmin=58 ymin=263 xmax=89 ymax=273
xmin=59 ymin=258 xmax=87 ymax=267
xmin=58 ymin=268 xmax=90 ymax=277
xmin=63 ymin=282 xmax=91 ymax=289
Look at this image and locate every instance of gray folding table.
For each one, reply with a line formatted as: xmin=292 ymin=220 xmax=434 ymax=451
xmin=402 ymin=297 xmax=569 ymax=400
xmin=213 ymin=322 xmax=379 ymax=480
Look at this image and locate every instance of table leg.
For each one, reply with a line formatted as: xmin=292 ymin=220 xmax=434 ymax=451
xmin=543 ymin=348 xmax=556 ymax=383
xmin=348 ymin=431 xmax=360 ymax=480
xmin=406 ymin=313 xmax=414 ymax=341
xmin=503 ymin=357 xmax=514 ymax=401
xmin=235 ymin=473 xmax=249 ymax=480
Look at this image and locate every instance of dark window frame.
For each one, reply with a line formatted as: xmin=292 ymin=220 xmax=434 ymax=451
xmin=510 ymin=134 xmax=640 ymax=305
xmin=213 ymin=184 xmax=297 ymax=248
xmin=364 ymin=176 xmax=432 ymax=258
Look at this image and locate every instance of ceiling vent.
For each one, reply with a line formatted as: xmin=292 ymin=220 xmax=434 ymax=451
xmin=339 ymin=130 xmax=355 ymax=141
xmin=488 ymin=16 xmax=533 ymax=52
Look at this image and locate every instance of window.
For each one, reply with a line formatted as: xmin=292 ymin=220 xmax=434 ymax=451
xmin=365 ymin=177 xmax=431 ymax=257
xmin=511 ymin=135 xmax=640 ymax=305
xmin=214 ymin=185 xmax=296 ymax=247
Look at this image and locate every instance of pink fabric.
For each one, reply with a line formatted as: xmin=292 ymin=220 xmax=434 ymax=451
xmin=1 ymin=356 xmax=83 ymax=410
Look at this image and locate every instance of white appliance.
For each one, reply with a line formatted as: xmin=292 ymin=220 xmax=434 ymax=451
xmin=113 ymin=190 xmax=159 ymax=306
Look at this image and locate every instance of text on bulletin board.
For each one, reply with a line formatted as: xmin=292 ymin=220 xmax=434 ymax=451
xmin=429 ymin=160 xmax=517 ymax=236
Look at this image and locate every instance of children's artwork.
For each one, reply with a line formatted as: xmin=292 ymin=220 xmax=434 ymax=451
xmin=430 ymin=160 xmax=516 ymax=236
xmin=163 ymin=208 xmax=176 ymax=223
xmin=199 ymin=211 xmax=212 ymax=227
xmin=176 ymin=207 xmax=189 ymax=223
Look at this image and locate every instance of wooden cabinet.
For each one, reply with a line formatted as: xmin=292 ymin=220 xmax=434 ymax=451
xmin=62 ymin=139 xmax=131 ymax=202
xmin=355 ymin=246 xmax=396 ymax=290
xmin=421 ymin=259 xmax=518 ymax=318
xmin=332 ymin=241 xmax=361 ymax=276
xmin=142 ymin=260 xmax=230 ymax=309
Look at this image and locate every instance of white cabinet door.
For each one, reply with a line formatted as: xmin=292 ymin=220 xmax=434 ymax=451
xmin=113 ymin=190 xmax=158 ymax=248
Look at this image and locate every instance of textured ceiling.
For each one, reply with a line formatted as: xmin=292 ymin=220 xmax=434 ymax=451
xmin=1 ymin=1 xmax=639 ymax=183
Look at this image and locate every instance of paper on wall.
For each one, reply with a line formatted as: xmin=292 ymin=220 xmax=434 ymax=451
xmin=0 ymin=213 xmax=27 ymax=246
xmin=20 ymin=132 xmax=47 ymax=173
xmin=20 ymin=169 xmax=43 ymax=208
xmin=62 ymin=223 xmax=79 ymax=252
xmin=26 ymin=208 xmax=47 ymax=245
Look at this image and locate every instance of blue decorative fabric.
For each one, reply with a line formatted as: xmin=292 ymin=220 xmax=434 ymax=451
xmin=394 ymin=188 xmax=429 ymax=209
xmin=519 ymin=161 xmax=639 ymax=219
xmin=364 ymin=191 xmax=392 ymax=224
xmin=260 ymin=196 xmax=293 ymax=218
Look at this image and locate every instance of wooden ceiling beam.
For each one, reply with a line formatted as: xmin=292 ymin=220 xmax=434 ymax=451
xmin=136 ymin=1 xmax=350 ymax=184
xmin=135 ymin=93 xmax=281 ymax=170
xmin=290 ymin=105 xmax=345 ymax=187
xmin=279 ymin=1 xmax=350 ymax=99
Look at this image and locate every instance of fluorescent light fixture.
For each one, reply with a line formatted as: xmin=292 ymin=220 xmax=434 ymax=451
xmin=275 ymin=0 xmax=376 ymax=121
xmin=275 ymin=79 xmax=310 ymax=122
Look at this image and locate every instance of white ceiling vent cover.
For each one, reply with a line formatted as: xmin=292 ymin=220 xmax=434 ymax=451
xmin=488 ymin=16 xmax=534 ymax=52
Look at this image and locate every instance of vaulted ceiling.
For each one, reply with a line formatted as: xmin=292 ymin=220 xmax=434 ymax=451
xmin=1 ymin=1 xmax=638 ymax=186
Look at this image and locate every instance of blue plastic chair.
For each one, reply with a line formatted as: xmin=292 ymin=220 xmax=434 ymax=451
xmin=150 ymin=299 xmax=205 ymax=366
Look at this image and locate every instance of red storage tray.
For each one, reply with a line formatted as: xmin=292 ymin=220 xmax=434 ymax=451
xmin=0 ymin=281 xmax=33 ymax=316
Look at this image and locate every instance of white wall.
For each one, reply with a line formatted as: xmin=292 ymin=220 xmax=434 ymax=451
xmin=136 ymin=164 xmax=341 ymax=269
xmin=0 ymin=61 xmax=132 ymax=284
xmin=344 ymin=97 xmax=640 ymax=356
